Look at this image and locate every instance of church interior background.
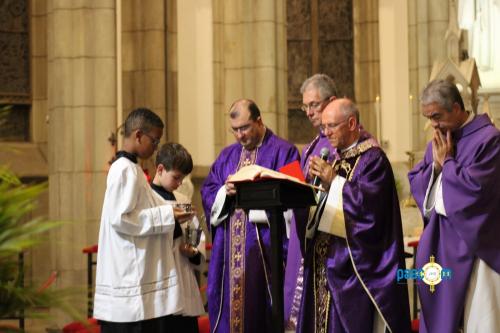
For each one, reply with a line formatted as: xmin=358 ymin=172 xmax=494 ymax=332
xmin=1 ymin=0 xmax=499 ymax=331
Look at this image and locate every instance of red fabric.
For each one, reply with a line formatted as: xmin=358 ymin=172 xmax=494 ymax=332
xmin=411 ymin=318 xmax=419 ymax=332
xmin=198 ymin=315 xmax=210 ymax=333
xmin=278 ymin=160 xmax=305 ymax=182
xmin=63 ymin=318 xmax=100 ymax=333
xmin=407 ymin=240 xmax=419 ymax=248
xmin=82 ymin=244 xmax=98 ymax=254
xmin=143 ymin=168 xmax=151 ymax=183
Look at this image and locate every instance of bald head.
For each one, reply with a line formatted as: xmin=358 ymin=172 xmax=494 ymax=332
xmin=229 ymin=99 xmax=261 ymax=121
xmin=323 ymin=98 xmax=360 ymax=124
xmin=322 ymin=98 xmax=360 ymax=150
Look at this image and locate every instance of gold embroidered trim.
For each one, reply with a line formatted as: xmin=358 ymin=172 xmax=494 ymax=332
xmin=340 ymin=138 xmax=377 ymax=160
xmin=286 ymin=258 xmax=305 ymax=330
xmin=230 ymin=148 xmax=257 ymax=333
xmin=348 ymin=156 xmax=361 ymax=181
xmin=313 ymin=232 xmax=331 ymax=333
xmin=230 ymin=213 xmax=246 ymax=333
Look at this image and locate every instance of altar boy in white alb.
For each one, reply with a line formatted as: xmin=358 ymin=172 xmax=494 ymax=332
xmin=93 ymin=108 xmax=194 ymax=333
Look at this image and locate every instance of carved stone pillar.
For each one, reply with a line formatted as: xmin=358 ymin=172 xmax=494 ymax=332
xmin=213 ymin=0 xmax=288 ymax=151
xmin=46 ymin=0 xmax=117 ymax=317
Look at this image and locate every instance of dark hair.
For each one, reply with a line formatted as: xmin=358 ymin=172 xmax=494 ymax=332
xmin=420 ymin=79 xmax=465 ymax=112
xmin=229 ymin=99 xmax=261 ymax=121
xmin=155 ymin=142 xmax=193 ymax=175
xmin=124 ymin=107 xmax=164 ymax=137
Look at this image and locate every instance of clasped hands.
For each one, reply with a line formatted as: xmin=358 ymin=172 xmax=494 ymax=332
xmin=309 ymin=156 xmax=336 ymax=191
xmin=432 ymin=129 xmax=454 ymax=174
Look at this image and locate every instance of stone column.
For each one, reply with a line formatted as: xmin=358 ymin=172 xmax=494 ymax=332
xmin=213 ymin=0 xmax=288 ymax=150
xmin=46 ymin=0 xmax=117 ymax=318
xmin=353 ymin=0 xmax=381 ymax=138
xmin=379 ymin=0 xmax=411 ymax=162
xmin=166 ymin=0 xmax=178 ymax=143
xmin=408 ymin=0 xmax=449 ymax=150
xmin=121 ymin=0 xmax=166 ymax=127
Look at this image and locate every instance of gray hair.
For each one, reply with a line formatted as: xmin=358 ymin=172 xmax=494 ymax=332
xmin=300 ymin=73 xmax=338 ymax=100
xmin=420 ymin=79 xmax=465 ymax=112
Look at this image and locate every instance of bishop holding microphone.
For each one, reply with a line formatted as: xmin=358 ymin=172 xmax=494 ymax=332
xmin=294 ymin=98 xmax=411 ymax=333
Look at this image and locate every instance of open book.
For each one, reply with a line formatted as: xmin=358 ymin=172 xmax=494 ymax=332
xmin=227 ymin=164 xmax=322 ymax=191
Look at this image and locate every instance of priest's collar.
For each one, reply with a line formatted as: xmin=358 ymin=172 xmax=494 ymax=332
xmin=341 ymin=140 xmax=359 ymax=153
xmin=115 ymin=150 xmax=138 ymax=164
xmin=338 ymin=137 xmax=379 ymax=160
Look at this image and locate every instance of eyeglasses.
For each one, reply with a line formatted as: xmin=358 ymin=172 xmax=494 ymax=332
xmin=320 ymin=118 xmax=349 ymax=133
xmin=143 ymin=132 xmax=160 ymax=146
xmin=230 ymin=123 xmax=253 ymax=135
xmin=301 ymin=97 xmax=330 ymax=112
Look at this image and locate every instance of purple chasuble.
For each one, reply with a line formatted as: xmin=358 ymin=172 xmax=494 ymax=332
xmin=284 ymin=132 xmax=334 ymax=330
xmin=201 ymin=129 xmax=299 ymax=333
xmin=408 ymin=114 xmax=500 ymax=333
xmin=297 ymin=137 xmax=411 ymax=333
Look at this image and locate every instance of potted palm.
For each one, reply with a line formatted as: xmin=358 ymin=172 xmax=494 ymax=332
xmin=0 ymin=107 xmax=81 ymax=331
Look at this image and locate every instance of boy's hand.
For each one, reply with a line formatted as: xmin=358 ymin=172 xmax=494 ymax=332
xmin=179 ymin=242 xmax=199 ymax=258
xmin=174 ymin=207 xmax=195 ymax=224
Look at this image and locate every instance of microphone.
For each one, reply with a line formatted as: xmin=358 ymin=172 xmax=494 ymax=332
xmin=312 ymin=147 xmax=330 ymax=187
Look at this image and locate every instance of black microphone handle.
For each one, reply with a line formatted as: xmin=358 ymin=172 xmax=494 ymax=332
xmin=312 ymin=174 xmax=321 ymax=187
xmin=312 ymin=153 xmax=329 ymax=187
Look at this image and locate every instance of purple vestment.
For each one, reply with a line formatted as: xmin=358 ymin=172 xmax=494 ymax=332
xmin=201 ymin=129 xmax=300 ymax=333
xmin=408 ymin=114 xmax=500 ymax=333
xmin=297 ymin=136 xmax=411 ymax=333
xmin=284 ymin=132 xmax=334 ymax=330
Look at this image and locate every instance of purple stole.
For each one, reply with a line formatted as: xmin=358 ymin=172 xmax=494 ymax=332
xmin=285 ymin=133 xmax=334 ymax=330
xmin=201 ymin=129 xmax=300 ymax=333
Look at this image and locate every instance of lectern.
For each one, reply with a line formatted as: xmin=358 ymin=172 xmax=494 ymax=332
xmin=234 ymin=179 xmax=317 ymax=333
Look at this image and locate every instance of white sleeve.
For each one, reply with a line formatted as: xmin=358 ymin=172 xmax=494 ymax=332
xmin=210 ymin=186 xmax=231 ymax=227
xmin=317 ymin=175 xmax=347 ymax=238
xmin=106 ymin=165 xmax=175 ymax=236
xmin=118 ymin=204 xmax=175 ymax=236
xmin=283 ymin=209 xmax=293 ymax=239
xmin=423 ymin=164 xmax=447 ymax=217
xmin=249 ymin=210 xmax=268 ymax=223
xmin=434 ymin=176 xmax=447 ymax=216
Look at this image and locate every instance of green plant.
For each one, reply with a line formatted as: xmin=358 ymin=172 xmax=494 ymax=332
xmin=0 ymin=166 xmax=81 ymax=331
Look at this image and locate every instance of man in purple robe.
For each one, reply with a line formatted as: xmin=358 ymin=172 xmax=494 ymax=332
xmin=298 ymin=98 xmax=411 ymax=333
xmin=201 ymin=99 xmax=300 ymax=333
xmin=408 ymin=79 xmax=500 ymax=333
xmin=284 ymin=74 xmax=337 ymax=331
